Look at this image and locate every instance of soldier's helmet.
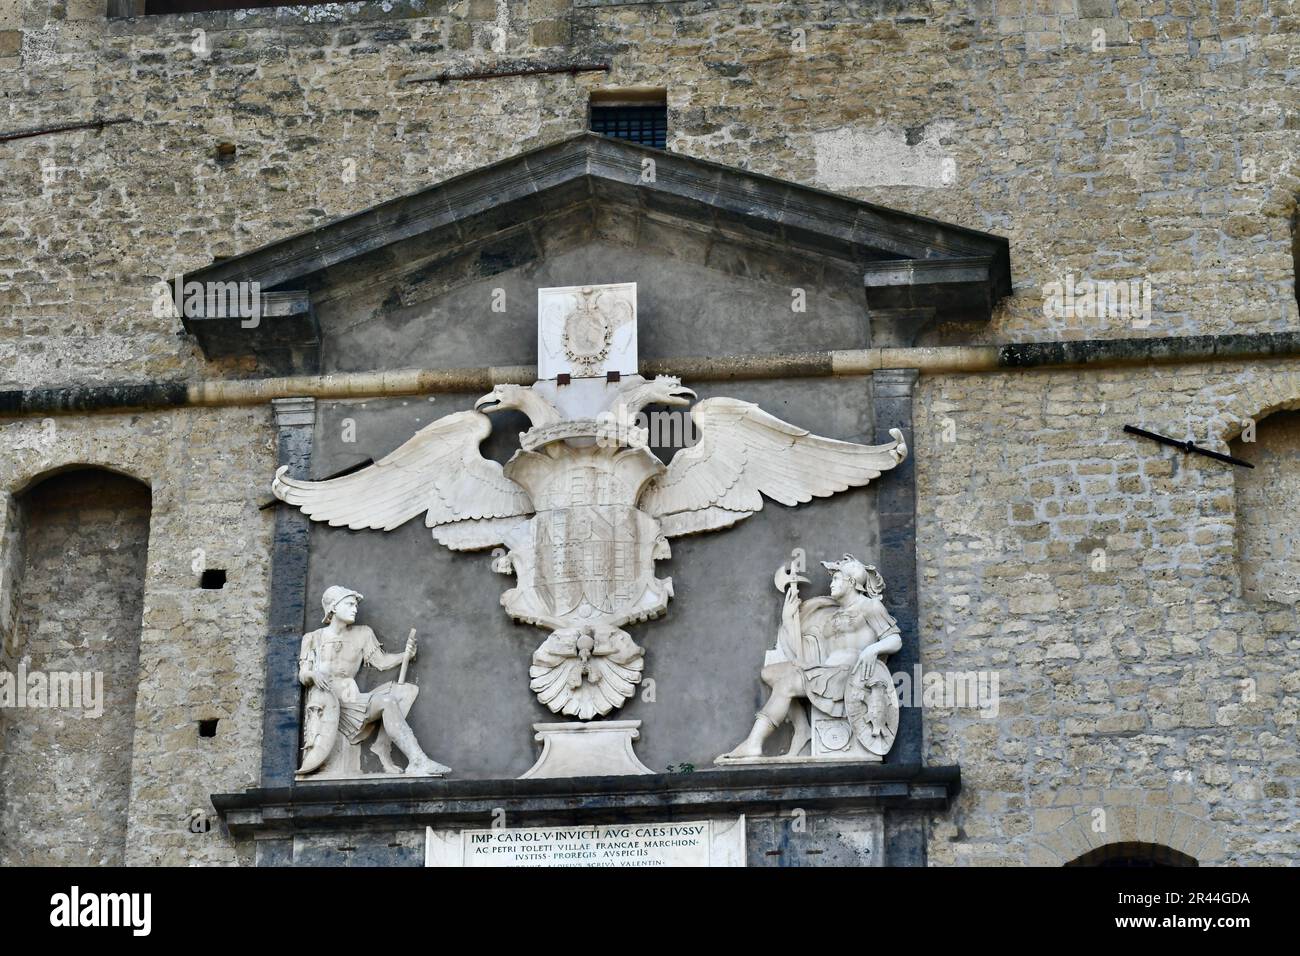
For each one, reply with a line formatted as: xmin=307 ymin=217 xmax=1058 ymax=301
xmin=820 ymin=555 xmax=885 ymax=596
xmin=321 ymin=585 xmax=364 ymax=623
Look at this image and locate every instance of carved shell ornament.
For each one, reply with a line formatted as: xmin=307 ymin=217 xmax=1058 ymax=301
xmin=529 ymin=626 xmax=645 ymax=720
xmin=271 ymin=288 xmax=909 ymax=721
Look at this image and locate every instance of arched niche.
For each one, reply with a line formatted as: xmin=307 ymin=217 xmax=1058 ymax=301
xmin=1230 ymin=410 xmax=1300 ymax=604
xmin=0 ymin=467 xmax=152 ymax=865
xmin=1065 ymin=841 xmax=1199 ymax=867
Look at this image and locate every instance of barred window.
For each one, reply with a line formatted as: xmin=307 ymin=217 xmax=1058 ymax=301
xmin=590 ymin=98 xmax=667 ymax=149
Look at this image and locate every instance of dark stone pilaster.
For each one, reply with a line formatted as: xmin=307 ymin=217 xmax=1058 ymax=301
xmin=872 ymin=369 xmax=921 ymax=765
xmin=884 ymin=810 xmax=928 ymax=866
xmin=874 ymin=368 xmax=926 ymax=865
xmin=254 ymin=837 xmax=294 ymax=868
xmin=260 ymin=397 xmax=315 ymax=789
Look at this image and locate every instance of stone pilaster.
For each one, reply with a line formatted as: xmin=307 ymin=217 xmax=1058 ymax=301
xmin=260 ymin=397 xmax=315 ymax=788
xmin=872 ymin=369 xmax=921 ymax=764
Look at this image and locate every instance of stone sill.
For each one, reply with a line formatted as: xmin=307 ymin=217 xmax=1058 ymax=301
xmin=213 ymin=762 xmax=960 ymax=837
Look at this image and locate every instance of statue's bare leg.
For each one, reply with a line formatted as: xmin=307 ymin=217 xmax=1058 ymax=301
xmin=369 ymin=685 xmax=418 ymax=773
xmin=721 ymin=664 xmax=801 ymax=759
xmin=370 ymin=727 xmax=401 ymax=774
xmin=378 ymin=696 xmax=449 ymax=776
xmin=787 ymin=699 xmax=811 ymax=757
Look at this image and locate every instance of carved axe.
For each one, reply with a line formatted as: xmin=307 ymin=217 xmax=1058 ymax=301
xmin=773 ymin=563 xmax=809 ymax=595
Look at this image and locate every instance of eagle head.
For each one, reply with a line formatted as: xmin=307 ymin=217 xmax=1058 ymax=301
xmin=474 ymin=383 xmax=561 ymax=428
xmin=474 ymin=384 xmax=527 ymax=414
xmin=647 ymin=375 xmax=696 ymax=408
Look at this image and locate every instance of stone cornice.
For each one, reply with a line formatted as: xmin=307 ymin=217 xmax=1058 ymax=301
xmin=212 ymin=762 xmax=961 ymax=837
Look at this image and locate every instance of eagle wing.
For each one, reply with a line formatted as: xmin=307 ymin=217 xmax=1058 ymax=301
xmin=642 ymin=397 xmax=907 ymax=538
xmin=271 ymin=410 xmax=533 ymax=544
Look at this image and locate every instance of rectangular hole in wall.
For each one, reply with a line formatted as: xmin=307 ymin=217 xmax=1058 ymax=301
xmin=199 ymin=569 xmax=227 ymax=589
xmin=198 ymin=718 xmax=219 ymax=738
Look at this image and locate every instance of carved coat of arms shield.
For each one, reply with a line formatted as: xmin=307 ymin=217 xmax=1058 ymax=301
xmin=501 ymin=444 xmax=672 ymax=631
xmin=535 ymin=501 xmax=642 ymax=618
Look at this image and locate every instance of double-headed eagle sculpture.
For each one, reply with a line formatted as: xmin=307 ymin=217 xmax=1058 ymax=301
xmin=272 ymin=286 xmax=907 ymax=721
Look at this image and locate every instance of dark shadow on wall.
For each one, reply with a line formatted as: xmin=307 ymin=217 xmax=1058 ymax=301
xmin=1065 ymin=842 xmax=1198 ymax=867
xmin=0 ymin=469 xmax=151 ymax=866
xmin=1293 ymin=202 xmax=1299 ymax=316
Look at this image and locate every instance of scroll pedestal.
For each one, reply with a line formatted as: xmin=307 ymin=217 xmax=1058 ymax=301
xmin=520 ymin=720 xmax=653 ymax=779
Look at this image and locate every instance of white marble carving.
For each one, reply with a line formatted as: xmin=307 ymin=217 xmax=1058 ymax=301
xmin=272 ymin=283 xmax=908 ymax=768
xmin=426 ymin=815 xmax=746 ymax=867
xmin=520 ymin=720 xmax=653 ymax=778
xmin=297 ymin=586 xmax=450 ymax=780
xmin=537 ymin=282 xmax=637 ymax=380
xmin=530 ymin=627 xmax=645 ymax=720
xmin=717 ymin=555 xmax=902 ymax=765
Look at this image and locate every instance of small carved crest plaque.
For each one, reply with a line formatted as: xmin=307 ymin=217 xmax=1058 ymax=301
xmin=537 ymin=282 xmax=637 ymax=380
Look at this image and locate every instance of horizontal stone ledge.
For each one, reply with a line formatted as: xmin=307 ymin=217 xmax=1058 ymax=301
xmin=212 ymin=762 xmax=960 ymax=838
xmin=4 ymin=331 xmax=1299 ymax=419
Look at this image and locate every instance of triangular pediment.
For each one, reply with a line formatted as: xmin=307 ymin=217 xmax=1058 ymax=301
xmin=180 ymin=133 xmax=1011 ymax=372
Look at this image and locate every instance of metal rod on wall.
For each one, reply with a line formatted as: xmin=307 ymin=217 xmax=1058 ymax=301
xmin=404 ymin=63 xmax=611 ymax=85
xmin=1123 ymin=425 xmax=1254 ymax=468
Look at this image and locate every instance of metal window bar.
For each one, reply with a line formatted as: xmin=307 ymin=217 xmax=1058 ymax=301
xmin=590 ymin=105 xmax=667 ymax=149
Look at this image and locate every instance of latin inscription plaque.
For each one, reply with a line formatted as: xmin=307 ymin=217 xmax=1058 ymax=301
xmin=425 ymin=816 xmax=746 ymax=867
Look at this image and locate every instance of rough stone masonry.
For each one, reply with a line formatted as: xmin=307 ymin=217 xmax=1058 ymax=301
xmin=0 ymin=0 xmax=1296 ymax=865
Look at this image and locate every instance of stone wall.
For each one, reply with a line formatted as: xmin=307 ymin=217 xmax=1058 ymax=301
xmin=916 ymin=361 xmax=1300 ymax=865
xmin=2 ymin=0 xmax=1297 ymax=390
xmin=0 ymin=468 xmax=150 ymax=865
xmin=1233 ymin=409 xmax=1300 ymax=605
xmin=0 ymin=408 xmax=275 ymax=865
xmin=0 ymin=0 xmax=1297 ymax=865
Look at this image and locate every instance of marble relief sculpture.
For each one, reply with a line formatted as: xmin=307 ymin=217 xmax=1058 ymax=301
xmin=297 ymin=586 xmax=450 ymax=780
xmin=272 ymin=283 xmax=908 ymax=774
xmin=718 ymin=555 xmax=901 ymax=764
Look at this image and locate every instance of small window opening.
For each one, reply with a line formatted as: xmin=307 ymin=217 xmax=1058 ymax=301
xmin=198 ymin=718 xmax=219 ymax=738
xmin=199 ymin=569 xmax=227 ymax=590
xmin=590 ymin=89 xmax=668 ymax=149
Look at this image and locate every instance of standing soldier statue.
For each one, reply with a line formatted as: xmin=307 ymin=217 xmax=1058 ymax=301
xmin=297 ymin=585 xmax=450 ymax=779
